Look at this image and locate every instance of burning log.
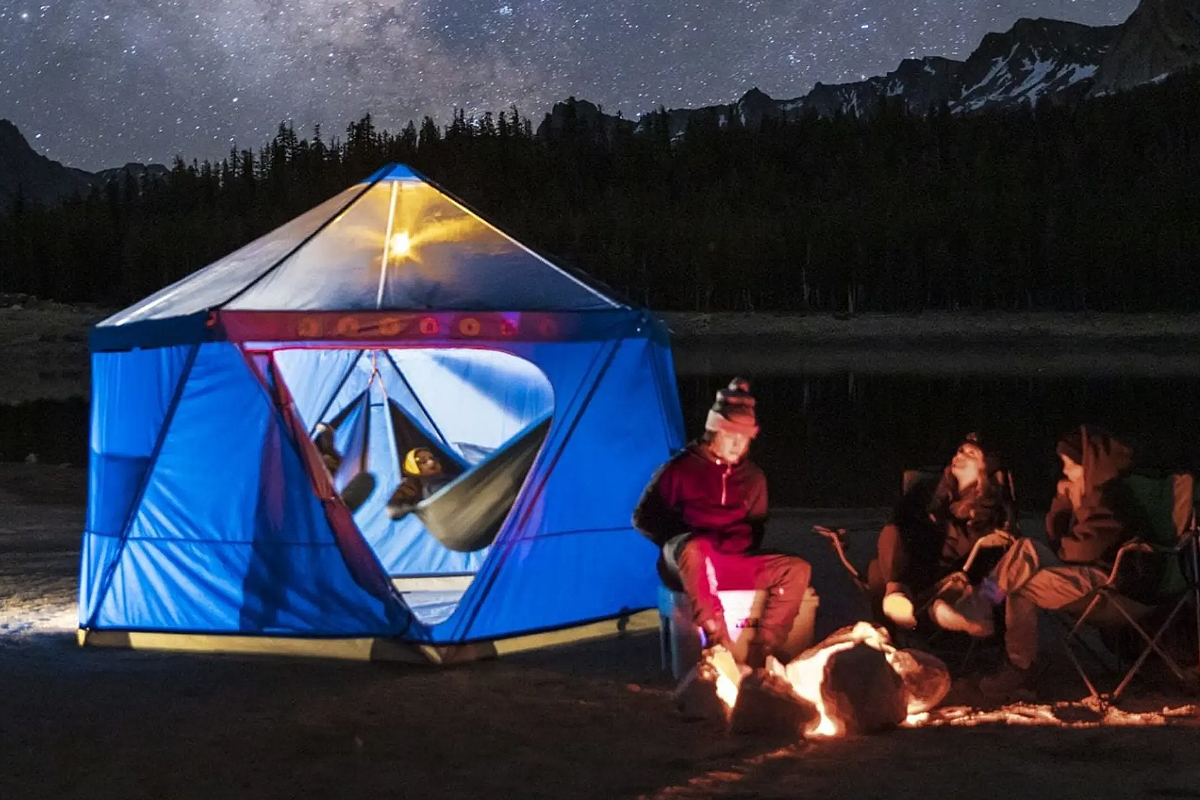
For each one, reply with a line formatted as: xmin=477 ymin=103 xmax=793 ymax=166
xmin=819 ymin=643 xmax=907 ymax=735
xmin=680 ymin=621 xmax=952 ymax=738
xmin=728 ymin=669 xmax=820 ymax=737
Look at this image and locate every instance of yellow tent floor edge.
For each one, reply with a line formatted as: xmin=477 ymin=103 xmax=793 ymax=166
xmin=76 ymin=609 xmax=660 ymax=665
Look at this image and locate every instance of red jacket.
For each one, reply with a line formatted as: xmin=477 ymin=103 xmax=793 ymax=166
xmin=632 ymin=442 xmax=768 ymax=554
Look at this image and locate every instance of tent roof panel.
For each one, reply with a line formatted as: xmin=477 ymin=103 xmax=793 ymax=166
xmin=97 ymin=164 xmax=623 ymax=341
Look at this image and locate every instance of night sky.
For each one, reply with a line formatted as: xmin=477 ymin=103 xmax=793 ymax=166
xmin=2 ymin=1 xmax=1137 ymax=171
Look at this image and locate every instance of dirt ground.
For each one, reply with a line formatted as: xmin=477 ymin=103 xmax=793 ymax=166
xmin=2 ymin=464 xmax=1199 ymax=799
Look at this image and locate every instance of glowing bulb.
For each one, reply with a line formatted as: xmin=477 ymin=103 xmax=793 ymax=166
xmin=390 ymin=230 xmax=410 ymax=259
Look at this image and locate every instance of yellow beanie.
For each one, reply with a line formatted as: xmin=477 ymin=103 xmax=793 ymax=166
xmin=404 ymin=448 xmax=436 ymax=476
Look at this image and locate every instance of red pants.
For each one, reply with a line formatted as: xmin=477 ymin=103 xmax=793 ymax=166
xmin=675 ymin=533 xmax=812 ymax=647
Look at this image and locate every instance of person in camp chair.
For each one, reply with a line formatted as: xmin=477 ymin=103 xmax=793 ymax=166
xmin=869 ymin=432 xmax=1017 ymax=630
xmin=386 ymin=447 xmax=451 ymax=519
xmin=313 ymin=422 xmax=376 ymax=513
xmin=931 ymin=425 xmax=1156 ymax=700
xmin=633 ymin=377 xmax=812 ymax=670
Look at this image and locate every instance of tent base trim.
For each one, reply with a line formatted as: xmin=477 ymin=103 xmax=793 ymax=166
xmin=74 ymin=610 xmax=658 ymax=664
xmin=76 ymin=628 xmax=434 ymax=663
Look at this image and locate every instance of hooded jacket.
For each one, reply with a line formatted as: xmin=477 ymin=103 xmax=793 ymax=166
xmin=632 ymin=441 xmax=768 ymax=554
xmin=1044 ymin=427 xmax=1157 ymax=597
xmin=893 ymin=467 xmax=1016 ymax=571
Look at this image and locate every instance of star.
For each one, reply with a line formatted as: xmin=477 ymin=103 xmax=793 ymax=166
xmin=0 ymin=0 xmax=1140 ymax=170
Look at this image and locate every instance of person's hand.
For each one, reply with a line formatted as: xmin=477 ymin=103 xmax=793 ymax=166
xmin=976 ymin=530 xmax=1014 ymax=549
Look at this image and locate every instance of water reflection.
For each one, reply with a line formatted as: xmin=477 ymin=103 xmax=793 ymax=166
xmin=676 ymin=368 xmax=1200 ymax=509
xmin=4 ymin=347 xmax=1200 ymax=513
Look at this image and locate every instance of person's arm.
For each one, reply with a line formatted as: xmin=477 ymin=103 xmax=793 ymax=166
xmin=745 ymin=468 xmax=769 ymax=548
xmin=632 ymin=460 xmax=687 ymax=547
xmin=1044 ymin=485 xmax=1074 ymax=545
xmin=1056 ymin=486 xmax=1129 ymax=564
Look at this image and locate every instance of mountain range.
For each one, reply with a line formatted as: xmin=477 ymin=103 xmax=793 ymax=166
xmin=539 ymin=0 xmax=1200 ymax=137
xmin=3 ymin=0 xmax=1199 ymax=209
xmin=0 ymin=118 xmax=168 ymax=211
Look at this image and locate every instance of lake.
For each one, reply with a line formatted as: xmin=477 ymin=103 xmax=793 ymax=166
xmin=3 ymin=346 xmax=1198 ymax=512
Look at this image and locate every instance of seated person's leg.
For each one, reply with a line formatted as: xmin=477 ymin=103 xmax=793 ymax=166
xmin=749 ymin=552 xmax=812 ymax=665
xmin=340 ymin=471 xmax=376 ymax=514
xmin=930 ymin=537 xmax=1057 ymax=638
xmin=1004 ymin=560 xmax=1108 ymax=670
xmin=874 ymin=523 xmax=919 ymax=628
xmin=314 ymin=423 xmax=342 ymax=474
xmin=676 ymin=534 xmax=745 ymax=649
xmin=656 ymin=533 xmax=692 ymax=593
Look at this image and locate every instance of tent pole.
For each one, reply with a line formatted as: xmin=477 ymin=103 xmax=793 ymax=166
xmin=376 ymin=181 xmax=399 ymax=309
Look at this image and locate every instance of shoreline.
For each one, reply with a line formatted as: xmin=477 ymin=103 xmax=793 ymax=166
xmin=3 ymin=306 xmax=1200 ymax=403
xmin=660 ymin=310 xmax=1200 ymax=346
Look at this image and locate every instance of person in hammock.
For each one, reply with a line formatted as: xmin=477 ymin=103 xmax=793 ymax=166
xmin=313 ymin=422 xmax=376 ymax=513
xmin=869 ymin=432 xmax=1018 ymax=630
xmin=386 ymin=447 xmax=452 ymax=519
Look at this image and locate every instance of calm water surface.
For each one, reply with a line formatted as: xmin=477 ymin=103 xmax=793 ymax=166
xmin=3 ymin=349 xmax=1199 ymax=512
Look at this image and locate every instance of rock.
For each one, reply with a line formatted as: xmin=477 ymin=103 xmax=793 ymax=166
xmin=889 ymin=648 xmax=952 ymax=714
xmin=821 ymin=643 xmax=907 ymax=735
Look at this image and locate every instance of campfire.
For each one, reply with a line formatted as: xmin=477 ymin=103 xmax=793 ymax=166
xmin=681 ymin=621 xmax=951 ymax=738
xmin=680 ymin=621 xmax=1200 ymax=737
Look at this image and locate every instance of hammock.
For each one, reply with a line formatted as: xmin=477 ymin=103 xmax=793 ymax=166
xmin=414 ymin=415 xmax=552 ymax=553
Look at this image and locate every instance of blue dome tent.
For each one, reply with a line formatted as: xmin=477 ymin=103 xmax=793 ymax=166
xmin=78 ymin=164 xmax=685 ymax=663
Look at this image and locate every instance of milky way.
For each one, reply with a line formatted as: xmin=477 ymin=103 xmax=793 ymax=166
xmin=1 ymin=0 xmax=1137 ymax=170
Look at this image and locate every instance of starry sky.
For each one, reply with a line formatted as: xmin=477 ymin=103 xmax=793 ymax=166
xmin=2 ymin=0 xmax=1138 ymax=171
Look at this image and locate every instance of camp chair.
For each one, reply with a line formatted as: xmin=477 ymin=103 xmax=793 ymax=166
xmin=1062 ymin=472 xmax=1199 ymax=701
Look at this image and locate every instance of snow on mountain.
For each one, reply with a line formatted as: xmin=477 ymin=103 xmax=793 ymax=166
xmin=542 ymin=0 xmax=1197 ymax=139
xmin=950 ymin=18 xmax=1118 ymax=112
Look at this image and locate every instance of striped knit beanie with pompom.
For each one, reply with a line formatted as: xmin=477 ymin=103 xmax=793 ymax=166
xmin=704 ymin=376 xmax=759 ymax=438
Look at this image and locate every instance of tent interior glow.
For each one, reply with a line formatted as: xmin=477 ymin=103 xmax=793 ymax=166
xmin=77 ymin=164 xmax=685 ymax=660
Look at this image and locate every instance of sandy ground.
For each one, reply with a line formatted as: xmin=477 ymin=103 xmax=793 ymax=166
xmin=4 ymin=305 xmax=1200 ymax=402
xmin=2 ymin=463 xmax=1199 ymax=799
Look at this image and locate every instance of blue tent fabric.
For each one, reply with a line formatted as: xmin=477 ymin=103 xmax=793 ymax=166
xmin=80 ymin=163 xmax=685 ymax=648
xmin=83 ymin=343 xmax=405 ymax=634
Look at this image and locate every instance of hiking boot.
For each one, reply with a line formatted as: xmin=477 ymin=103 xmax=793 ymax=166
xmin=978 ymin=661 xmax=1040 ymax=703
xmin=930 ymin=587 xmax=995 ymax=638
xmin=882 ymin=591 xmax=917 ymax=629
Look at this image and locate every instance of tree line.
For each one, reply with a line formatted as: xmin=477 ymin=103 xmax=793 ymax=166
xmin=3 ymin=69 xmax=1200 ymax=313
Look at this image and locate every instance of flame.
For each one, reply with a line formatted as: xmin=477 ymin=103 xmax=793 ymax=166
xmin=781 ymin=622 xmax=890 ymax=737
xmin=778 ymin=642 xmax=855 ymax=736
xmin=706 ymin=621 xmax=906 ymax=738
